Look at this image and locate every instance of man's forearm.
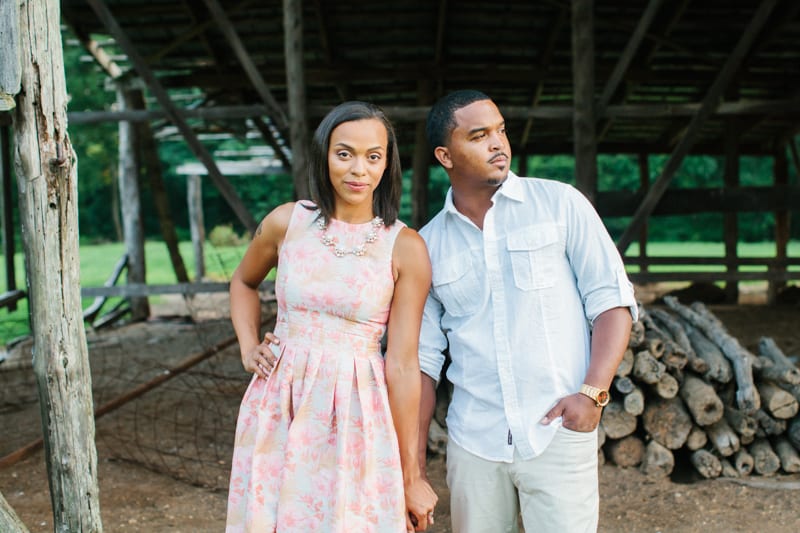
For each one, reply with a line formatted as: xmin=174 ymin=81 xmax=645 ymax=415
xmin=418 ymin=373 xmax=437 ymax=479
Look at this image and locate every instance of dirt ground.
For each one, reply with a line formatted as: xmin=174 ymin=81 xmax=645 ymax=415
xmin=1 ymin=284 xmax=800 ymax=533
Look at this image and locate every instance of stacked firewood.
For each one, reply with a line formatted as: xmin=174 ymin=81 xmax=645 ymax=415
xmin=427 ymin=296 xmax=800 ymax=480
xmin=601 ymin=296 xmax=800 ymax=479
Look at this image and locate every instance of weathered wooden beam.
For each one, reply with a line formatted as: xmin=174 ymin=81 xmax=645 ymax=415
xmin=187 ymin=175 xmax=206 ymax=281
xmin=116 ymin=83 xmax=149 ymax=321
xmin=67 ymin=99 xmax=800 ymax=125
xmin=768 ymin=147 xmax=790 ymax=304
xmin=597 ymin=0 xmax=663 ymax=116
xmin=85 ymin=0 xmax=257 ymax=233
xmin=0 ymin=490 xmax=28 ymax=533
xmin=284 ymin=0 xmax=310 ymax=199
xmin=520 ymin=7 xmax=567 ymax=148
xmin=571 ymin=0 xmax=597 ymax=201
xmin=311 ymin=0 xmax=347 ymax=101
xmin=1 ymin=126 xmax=16 ymax=310
xmin=81 ymin=280 xmax=275 ymax=298
xmin=596 ymin=184 xmax=800 ymax=217
xmin=411 ymin=80 xmax=433 ymax=229
xmin=615 ymin=0 xmax=780 ymax=253
xmin=201 ymin=0 xmax=289 ymax=133
xmin=251 ymin=116 xmax=291 ymax=170
xmin=13 ymin=0 xmax=102 ymax=529
xmin=0 ymin=0 xmax=20 ymax=111
xmin=723 ymin=119 xmax=740 ymax=303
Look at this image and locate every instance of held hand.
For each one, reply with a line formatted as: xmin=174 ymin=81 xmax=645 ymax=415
xmin=405 ymin=477 xmax=438 ymax=531
xmin=241 ymin=333 xmax=281 ymax=379
xmin=540 ymin=393 xmax=602 ymax=432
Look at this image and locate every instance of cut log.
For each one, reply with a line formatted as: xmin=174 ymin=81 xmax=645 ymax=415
xmin=749 ymin=438 xmax=781 ymax=475
xmin=758 ymin=337 xmax=800 ymax=385
xmin=685 ymin=425 xmax=708 ymax=451
xmin=720 ymin=458 xmax=739 ymax=478
xmin=649 ymin=307 xmax=709 ymax=374
xmin=613 ymin=376 xmax=635 ymax=394
xmin=684 ymin=326 xmax=733 ymax=384
xmin=664 ymin=297 xmax=759 ymax=412
xmin=691 ymin=449 xmax=722 ymax=478
xmin=653 ymin=372 xmax=680 ymax=399
xmin=679 ymin=374 xmax=724 ymax=426
xmin=640 ymin=440 xmax=674 ymax=478
xmin=633 ymin=350 xmax=665 ymax=385
xmin=705 ymin=418 xmax=740 ymax=457
xmin=641 ymin=333 xmax=665 ymax=359
xmin=756 ymin=381 xmax=799 ymax=419
xmin=623 ymin=386 xmax=645 ymax=416
xmin=606 ymin=435 xmax=645 ymax=467
xmin=773 ymin=437 xmax=800 ymax=473
xmin=724 ymin=406 xmax=758 ymax=439
xmin=754 ymin=409 xmax=786 ymax=436
xmin=640 ymin=309 xmax=687 ymax=370
xmin=616 ymin=348 xmax=634 ymax=377
xmin=597 ymin=424 xmax=606 ymax=449
xmin=788 ymin=418 xmax=800 ymax=450
xmin=642 ymin=397 xmax=692 ymax=449
xmin=628 ymin=320 xmax=645 ymax=349
xmin=601 ymin=401 xmax=638 ymax=440
xmin=733 ymin=449 xmax=755 ymax=476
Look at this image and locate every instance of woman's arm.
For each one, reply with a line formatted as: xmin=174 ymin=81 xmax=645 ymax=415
xmin=230 ymin=202 xmax=294 ymax=378
xmin=386 ymin=227 xmax=437 ymax=531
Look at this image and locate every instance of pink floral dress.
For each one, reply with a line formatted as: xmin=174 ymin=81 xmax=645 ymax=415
xmin=226 ymin=202 xmax=407 ymax=532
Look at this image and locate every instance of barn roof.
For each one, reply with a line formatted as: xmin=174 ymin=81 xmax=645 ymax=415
xmin=59 ymin=0 xmax=800 ymax=158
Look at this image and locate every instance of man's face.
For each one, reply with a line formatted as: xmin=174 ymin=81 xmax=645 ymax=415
xmin=443 ymin=99 xmax=511 ymax=188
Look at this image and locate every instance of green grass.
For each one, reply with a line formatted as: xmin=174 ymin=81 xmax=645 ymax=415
xmin=1 ymin=240 xmax=798 ymax=346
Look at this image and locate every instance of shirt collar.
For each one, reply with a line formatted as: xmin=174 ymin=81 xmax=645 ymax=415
xmin=443 ymin=170 xmax=525 ymax=215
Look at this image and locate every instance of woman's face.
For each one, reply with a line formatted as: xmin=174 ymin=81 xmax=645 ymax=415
xmin=327 ymin=118 xmax=388 ymax=213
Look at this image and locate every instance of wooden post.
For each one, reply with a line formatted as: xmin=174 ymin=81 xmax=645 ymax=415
xmin=1 ymin=0 xmax=20 ymax=312
xmin=116 ymin=82 xmax=149 ymax=320
xmin=723 ymin=120 xmax=740 ymax=303
xmin=187 ymin=175 xmax=206 ymax=281
xmin=284 ymin=0 xmax=310 ymax=199
xmin=1 ymin=125 xmax=17 ymax=310
xmin=13 ymin=0 xmax=103 ymax=530
xmin=411 ymin=80 xmax=432 ymax=229
xmin=768 ymin=146 xmax=789 ymax=304
xmin=129 ymin=89 xmax=190 ymax=284
xmin=571 ymin=0 xmax=597 ymax=202
xmin=637 ymin=153 xmax=650 ymax=273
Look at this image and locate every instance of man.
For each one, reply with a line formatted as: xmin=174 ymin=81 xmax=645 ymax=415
xmin=418 ymin=89 xmax=637 ymax=532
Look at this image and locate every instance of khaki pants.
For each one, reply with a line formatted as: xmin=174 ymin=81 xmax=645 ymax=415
xmin=446 ymin=426 xmax=599 ymax=533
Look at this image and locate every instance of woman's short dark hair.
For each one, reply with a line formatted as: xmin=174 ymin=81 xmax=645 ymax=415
xmin=425 ymin=89 xmax=490 ymax=153
xmin=307 ymin=101 xmax=402 ymax=226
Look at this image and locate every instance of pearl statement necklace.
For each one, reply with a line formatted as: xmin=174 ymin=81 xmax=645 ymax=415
xmin=317 ymin=216 xmax=384 ymax=257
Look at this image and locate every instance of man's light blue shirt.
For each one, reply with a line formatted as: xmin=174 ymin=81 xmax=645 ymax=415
xmin=418 ymin=172 xmax=638 ymax=462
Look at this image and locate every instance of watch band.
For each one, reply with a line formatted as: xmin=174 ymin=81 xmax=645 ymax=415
xmin=579 ymin=383 xmax=610 ymax=407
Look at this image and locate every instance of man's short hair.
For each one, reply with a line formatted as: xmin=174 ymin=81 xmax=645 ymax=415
xmin=425 ymin=89 xmax=491 ymax=152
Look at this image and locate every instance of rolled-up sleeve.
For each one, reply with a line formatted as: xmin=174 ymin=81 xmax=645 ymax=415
xmin=564 ymin=186 xmax=638 ymax=323
xmin=418 ymin=290 xmax=448 ymax=384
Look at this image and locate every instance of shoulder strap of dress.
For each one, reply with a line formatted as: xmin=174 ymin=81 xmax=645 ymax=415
xmin=284 ymin=201 xmax=319 ymax=240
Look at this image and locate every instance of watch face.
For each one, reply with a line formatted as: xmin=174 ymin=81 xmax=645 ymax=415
xmin=597 ymin=390 xmax=610 ymax=406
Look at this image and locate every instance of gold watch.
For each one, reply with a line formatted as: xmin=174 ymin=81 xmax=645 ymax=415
xmin=579 ymin=384 xmax=610 ymax=407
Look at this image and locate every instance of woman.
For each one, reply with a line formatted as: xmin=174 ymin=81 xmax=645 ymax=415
xmin=226 ymin=101 xmax=437 ymax=532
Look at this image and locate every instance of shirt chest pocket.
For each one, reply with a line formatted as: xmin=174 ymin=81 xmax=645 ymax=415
xmin=432 ymin=254 xmax=481 ymax=317
xmin=507 ymin=225 xmax=562 ymax=290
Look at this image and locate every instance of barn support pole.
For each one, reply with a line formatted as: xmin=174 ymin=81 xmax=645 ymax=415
xmin=768 ymin=147 xmax=789 ymax=304
xmin=637 ymin=153 xmax=650 ymax=274
xmin=1 ymin=125 xmax=17 ymax=310
xmin=616 ymin=0 xmax=779 ymax=254
xmin=129 ymin=89 xmax=190 ymax=284
xmin=0 ymin=490 xmax=28 ymax=533
xmin=116 ymin=82 xmax=149 ymax=320
xmin=411 ymin=80 xmax=433 ymax=229
xmin=571 ymin=0 xmax=597 ymax=202
xmin=284 ymin=0 xmax=310 ymax=200
xmin=13 ymin=0 xmax=103 ymax=530
xmin=187 ymin=174 xmax=206 ymax=281
xmin=723 ymin=120 xmax=740 ymax=303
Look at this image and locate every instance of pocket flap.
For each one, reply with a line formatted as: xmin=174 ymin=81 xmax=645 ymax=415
xmin=432 ymin=255 xmax=471 ymax=286
xmin=507 ymin=224 xmax=559 ymax=251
